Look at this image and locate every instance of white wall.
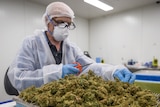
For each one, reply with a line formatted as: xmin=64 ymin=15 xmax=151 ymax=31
xmin=69 ymin=17 xmax=89 ymax=51
xmin=89 ymin=4 xmax=160 ymax=65
xmin=0 ymin=0 xmax=89 ymax=102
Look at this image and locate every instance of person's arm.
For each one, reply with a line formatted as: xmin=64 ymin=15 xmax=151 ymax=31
xmin=80 ymin=63 xmax=115 ymax=80
xmin=71 ymin=44 xmax=135 ymax=83
xmin=7 ymin=37 xmax=63 ymax=91
xmin=81 ymin=63 xmax=135 ymax=83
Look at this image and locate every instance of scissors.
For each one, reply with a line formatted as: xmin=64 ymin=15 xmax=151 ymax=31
xmin=73 ymin=62 xmax=92 ymax=75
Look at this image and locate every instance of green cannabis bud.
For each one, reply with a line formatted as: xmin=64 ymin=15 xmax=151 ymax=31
xmin=19 ymin=70 xmax=159 ymax=107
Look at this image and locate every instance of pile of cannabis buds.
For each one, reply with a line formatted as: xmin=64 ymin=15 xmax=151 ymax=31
xmin=19 ymin=70 xmax=159 ymax=107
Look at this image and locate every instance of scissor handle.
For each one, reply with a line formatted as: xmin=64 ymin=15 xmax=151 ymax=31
xmin=73 ymin=62 xmax=82 ymax=75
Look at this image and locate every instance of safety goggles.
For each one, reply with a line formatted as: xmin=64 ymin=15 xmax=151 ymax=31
xmin=54 ymin=21 xmax=76 ymax=30
xmin=47 ymin=13 xmax=76 ymax=30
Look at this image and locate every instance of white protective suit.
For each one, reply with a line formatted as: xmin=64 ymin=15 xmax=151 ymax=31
xmin=8 ymin=29 xmax=126 ymax=91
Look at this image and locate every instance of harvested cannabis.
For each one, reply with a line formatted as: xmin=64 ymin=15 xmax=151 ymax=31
xmin=19 ymin=70 xmax=158 ymax=107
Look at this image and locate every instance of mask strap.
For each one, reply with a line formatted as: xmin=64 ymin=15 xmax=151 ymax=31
xmin=46 ymin=13 xmax=56 ymax=35
xmin=46 ymin=13 xmax=52 ymax=22
xmin=48 ymin=30 xmax=52 ymax=36
xmin=46 ymin=13 xmax=56 ymax=26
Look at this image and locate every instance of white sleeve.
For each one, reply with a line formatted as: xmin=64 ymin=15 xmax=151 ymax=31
xmin=80 ymin=63 xmax=127 ymax=81
xmin=43 ymin=64 xmax=63 ymax=84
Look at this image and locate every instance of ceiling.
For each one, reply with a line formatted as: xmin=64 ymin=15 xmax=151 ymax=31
xmin=29 ymin=0 xmax=158 ymax=19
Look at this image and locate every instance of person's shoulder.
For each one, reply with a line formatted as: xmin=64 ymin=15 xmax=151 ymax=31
xmin=24 ymin=29 xmax=44 ymax=41
xmin=22 ymin=35 xmax=37 ymax=44
xmin=22 ymin=29 xmax=45 ymax=45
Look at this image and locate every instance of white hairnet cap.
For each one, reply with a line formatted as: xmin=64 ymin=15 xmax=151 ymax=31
xmin=42 ymin=2 xmax=75 ymax=27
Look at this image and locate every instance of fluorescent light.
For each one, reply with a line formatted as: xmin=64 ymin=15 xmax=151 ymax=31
xmin=84 ymin=0 xmax=113 ymax=11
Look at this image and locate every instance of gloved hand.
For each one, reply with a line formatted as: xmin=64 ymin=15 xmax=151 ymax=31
xmin=113 ymin=68 xmax=136 ymax=84
xmin=62 ymin=64 xmax=80 ymax=78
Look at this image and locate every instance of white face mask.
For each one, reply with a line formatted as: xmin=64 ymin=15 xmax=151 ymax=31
xmin=52 ymin=26 xmax=69 ymax=41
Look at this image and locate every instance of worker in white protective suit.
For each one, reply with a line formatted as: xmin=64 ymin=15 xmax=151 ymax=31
xmin=7 ymin=1 xmax=136 ymax=92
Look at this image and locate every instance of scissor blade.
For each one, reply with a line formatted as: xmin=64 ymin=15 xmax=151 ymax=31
xmin=81 ymin=63 xmax=92 ymax=67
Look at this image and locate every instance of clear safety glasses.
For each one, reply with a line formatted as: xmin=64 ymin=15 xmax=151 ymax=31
xmin=47 ymin=13 xmax=76 ymax=30
xmin=56 ymin=22 xmax=76 ymax=30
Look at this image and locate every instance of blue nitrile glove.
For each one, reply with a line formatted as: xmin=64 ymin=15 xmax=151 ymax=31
xmin=62 ymin=64 xmax=80 ymax=78
xmin=113 ymin=68 xmax=136 ymax=84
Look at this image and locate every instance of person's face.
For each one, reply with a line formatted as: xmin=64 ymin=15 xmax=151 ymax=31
xmin=48 ymin=17 xmax=72 ymax=31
